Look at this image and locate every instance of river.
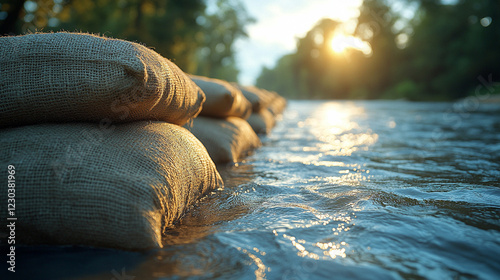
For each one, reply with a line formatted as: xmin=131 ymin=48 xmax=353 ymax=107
xmin=13 ymin=100 xmax=500 ymax=280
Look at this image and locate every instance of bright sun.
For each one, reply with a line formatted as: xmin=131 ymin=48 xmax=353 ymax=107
xmin=330 ymin=35 xmax=350 ymax=53
xmin=330 ymin=34 xmax=372 ymax=56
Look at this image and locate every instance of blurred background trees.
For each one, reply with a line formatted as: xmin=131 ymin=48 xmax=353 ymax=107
xmin=1 ymin=0 xmax=499 ymax=100
xmin=0 ymin=0 xmax=252 ymax=82
xmin=256 ymin=0 xmax=500 ymax=100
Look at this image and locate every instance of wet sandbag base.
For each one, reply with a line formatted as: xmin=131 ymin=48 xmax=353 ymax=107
xmin=185 ymin=117 xmax=261 ymax=163
xmin=247 ymin=108 xmax=276 ymax=135
xmin=0 ymin=121 xmax=222 ymax=250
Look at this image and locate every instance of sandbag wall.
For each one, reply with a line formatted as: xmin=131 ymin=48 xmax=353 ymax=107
xmin=237 ymin=85 xmax=287 ymax=135
xmin=0 ymin=32 xmax=286 ymax=251
xmin=185 ymin=75 xmax=286 ymax=164
xmin=0 ymin=33 xmax=223 ymax=250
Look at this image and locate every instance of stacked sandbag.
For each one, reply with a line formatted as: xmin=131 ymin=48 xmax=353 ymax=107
xmin=0 ymin=32 xmax=204 ymax=127
xmin=267 ymin=90 xmax=287 ymax=116
xmin=247 ymin=108 xmax=276 ymax=135
xmin=0 ymin=122 xmax=222 ymax=249
xmin=185 ymin=116 xmax=261 ymax=163
xmin=187 ymin=76 xmax=260 ymax=163
xmin=236 ymin=85 xmax=274 ymax=112
xmin=236 ymin=85 xmax=287 ymax=134
xmin=0 ymin=33 xmax=222 ymax=250
xmin=190 ymin=75 xmax=252 ymax=119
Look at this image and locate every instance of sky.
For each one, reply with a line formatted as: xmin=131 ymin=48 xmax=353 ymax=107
xmin=234 ymin=0 xmax=363 ymax=85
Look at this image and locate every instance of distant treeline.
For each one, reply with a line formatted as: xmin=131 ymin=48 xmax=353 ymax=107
xmin=0 ymin=0 xmax=253 ymax=82
xmin=256 ymin=0 xmax=500 ymax=101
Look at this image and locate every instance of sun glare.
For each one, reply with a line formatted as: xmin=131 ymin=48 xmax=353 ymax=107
xmin=330 ymin=34 xmax=372 ymax=56
xmin=330 ymin=35 xmax=350 ymax=53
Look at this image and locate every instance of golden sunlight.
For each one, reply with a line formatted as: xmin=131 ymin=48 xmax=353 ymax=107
xmin=330 ymin=34 xmax=372 ymax=56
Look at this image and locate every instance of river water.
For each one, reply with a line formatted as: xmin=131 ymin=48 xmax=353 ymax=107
xmin=12 ymin=100 xmax=500 ymax=279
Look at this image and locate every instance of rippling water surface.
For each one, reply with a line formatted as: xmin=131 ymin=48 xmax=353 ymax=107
xmin=15 ymin=100 xmax=500 ymax=280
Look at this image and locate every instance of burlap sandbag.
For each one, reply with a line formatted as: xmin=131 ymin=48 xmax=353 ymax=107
xmin=185 ymin=117 xmax=261 ymax=163
xmin=0 ymin=121 xmax=222 ymax=250
xmin=268 ymin=92 xmax=287 ymax=116
xmin=0 ymin=32 xmax=205 ymax=127
xmin=190 ymin=75 xmax=251 ymax=119
xmin=234 ymin=84 xmax=274 ymax=112
xmin=247 ymin=108 xmax=276 ymax=135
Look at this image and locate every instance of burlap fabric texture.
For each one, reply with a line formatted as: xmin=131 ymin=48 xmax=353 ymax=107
xmin=0 ymin=121 xmax=222 ymax=249
xmin=267 ymin=91 xmax=287 ymax=116
xmin=234 ymin=84 xmax=274 ymax=113
xmin=0 ymin=32 xmax=205 ymax=127
xmin=185 ymin=116 xmax=261 ymax=163
xmin=190 ymin=75 xmax=251 ymax=119
xmin=247 ymin=108 xmax=276 ymax=135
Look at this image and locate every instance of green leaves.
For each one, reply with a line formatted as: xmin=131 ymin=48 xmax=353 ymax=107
xmin=256 ymin=0 xmax=500 ymax=101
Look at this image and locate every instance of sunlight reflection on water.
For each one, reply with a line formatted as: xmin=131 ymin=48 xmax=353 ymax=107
xmin=119 ymin=100 xmax=500 ymax=279
xmin=309 ymin=102 xmax=378 ymax=157
xmin=21 ymin=101 xmax=500 ymax=280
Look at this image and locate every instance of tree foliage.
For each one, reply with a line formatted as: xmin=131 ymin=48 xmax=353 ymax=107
xmin=257 ymin=0 xmax=500 ymax=100
xmin=0 ymin=0 xmax=252 ymax=81
xmin=195 ymin=0 xmax=254 ymax=82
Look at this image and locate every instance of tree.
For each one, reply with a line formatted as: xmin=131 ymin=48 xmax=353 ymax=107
xmin=194 ymin=0 xmax=254 ymax=82
xmin=257 ymin=54 xmax=304 ymax=98
xmin=0 ymin=0 xmax=253 ymax=81
xmin=258 ymin=0 xmax=500 ymax=100
xmin=53 ymin=0 xmax=206 ymax=74
xmin=0 ymin=0 xmax=27 ymax=35
xmin=257 ymin=18 xmax=352 ymax=99
xmin=354 ymin=0 xmax=400 ymax=99
xmin=398 ymin=0 xmax=500 ymax=100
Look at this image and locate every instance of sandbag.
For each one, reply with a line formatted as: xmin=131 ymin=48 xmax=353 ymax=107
xmin=234 ymin=84 xmax=274 ymax=112
xmin=0 ymin=121 xmax=222 ymax=250
xmin=185 ymin=117 xmax=261 ymax=163
xmin=268 ymin=92 xmax=287 ymax=116
xmin=0 ymin=32 xmax=205 ymax=127
xmin=190 ymin=75 xmax=251 ymax=119
xmin=247 ymin=108 xmax=276 ymax=134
